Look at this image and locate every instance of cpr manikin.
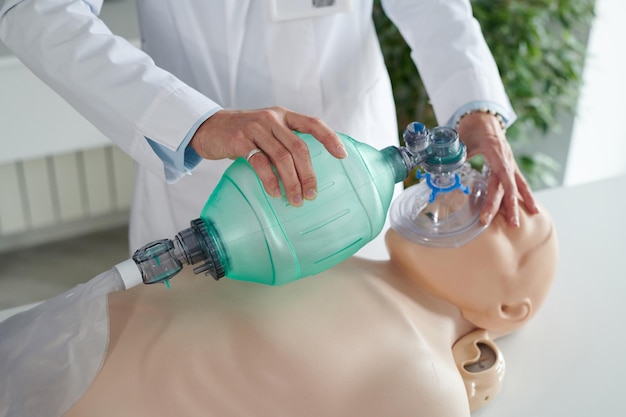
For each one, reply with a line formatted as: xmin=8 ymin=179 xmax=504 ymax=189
xmin=61 ymin=194 xmax=558 ymax=416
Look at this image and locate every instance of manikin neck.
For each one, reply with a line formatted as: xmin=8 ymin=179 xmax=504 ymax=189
xmin=370 ymin=258 xmax=478 ymax=346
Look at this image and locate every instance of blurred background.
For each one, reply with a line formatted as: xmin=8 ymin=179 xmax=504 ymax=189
xmin=1 ymin=0 xmax=624 ymax=310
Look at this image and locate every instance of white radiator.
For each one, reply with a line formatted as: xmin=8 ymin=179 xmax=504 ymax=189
xmin=0 ymin=55 xmax=134 ymax=253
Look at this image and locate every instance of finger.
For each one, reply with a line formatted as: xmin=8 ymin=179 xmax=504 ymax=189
xmin=284 ymin=111 xmax=347 ymax=159
xmin=480 ymin=175 xmax=504 ymax=225
xmin=241 ymin=123 xmax=304 ymax=206
xmin=502 ymin=189 xmax=520 ymax=228
xmin=246 ymin=150 xmax=282 ymax=198
xmin=490 ymin=160 xmax=521 ymax=227
xmin=274 ymin=127 xmax=317 ymax=201
xmin=259 ymin=146 xmax=303 ymax=206
xmin=465 ymin=144 xmax=480 ymax=160
xmin=515 ymin=171 xmax=540 ymax=214
xmin=272 ymin=153 xmax=303 ymax=206
xmin=261 ymin=126 xmax=316 ymax=204
xmin=274 ymin=125 xmax=318 ymax=196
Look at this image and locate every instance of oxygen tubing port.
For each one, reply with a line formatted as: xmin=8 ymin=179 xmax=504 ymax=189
xmin=402 ymin=122 xmax=431 ymax=165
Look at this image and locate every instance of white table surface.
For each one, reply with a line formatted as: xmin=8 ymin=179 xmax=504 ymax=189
xmin=2 ymin=175 xmax=625 ymax=415
xmin=474 ymin=174 xmax=626 ymax=416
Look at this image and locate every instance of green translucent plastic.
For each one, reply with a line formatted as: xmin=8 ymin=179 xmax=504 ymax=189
xmin=199 ymin=132 xmax=407 ymax=285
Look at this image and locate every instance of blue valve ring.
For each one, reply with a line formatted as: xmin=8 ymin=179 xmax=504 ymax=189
xmin=416 ymin=171 xmax=470 ymax=203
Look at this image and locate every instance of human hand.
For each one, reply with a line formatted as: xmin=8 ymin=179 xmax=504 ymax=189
xmin=456 ymin=111 xmax=539 ymax=227
xmin=190 ymin=106 xmax=347 ymax=207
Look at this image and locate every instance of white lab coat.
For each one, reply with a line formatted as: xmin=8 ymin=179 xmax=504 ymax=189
xmin=0 ymin=0 xmax=513 ymax=255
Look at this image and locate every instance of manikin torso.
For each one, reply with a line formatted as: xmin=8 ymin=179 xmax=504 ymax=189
xmin=64 ymin=204 xmax=557 ymax=417
xmin=65 ymin=261 xmax=476 ymax=417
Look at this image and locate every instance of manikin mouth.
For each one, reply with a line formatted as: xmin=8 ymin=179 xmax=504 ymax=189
xmin=389 ymin=163 xmax=489 ymax=248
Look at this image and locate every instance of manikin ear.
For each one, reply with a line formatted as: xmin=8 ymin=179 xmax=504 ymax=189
xmin=499 ymin=298 xmax=532 ymax=323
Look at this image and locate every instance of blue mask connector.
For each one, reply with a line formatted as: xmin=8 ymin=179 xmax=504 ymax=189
xmin=416 ymin=170 xmax=470 ymax=203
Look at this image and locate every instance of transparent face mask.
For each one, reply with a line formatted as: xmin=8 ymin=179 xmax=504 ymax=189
xmin=390 ymin=163 xmax=489 ymax=248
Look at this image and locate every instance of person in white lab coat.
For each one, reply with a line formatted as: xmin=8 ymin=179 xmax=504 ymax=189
xmin=0 ymin=0 xmax=537 ymax=255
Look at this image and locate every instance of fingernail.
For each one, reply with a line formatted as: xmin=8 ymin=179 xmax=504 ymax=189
xmin=304 ymin=188 xmax=317 ymax=200
xmin=270 ymin=187 xmax=282 ymax=198
xmin=291 ymin=195 xmax=303 ymax=206
xmin=511 ymin=215 xmax=520 ymax=227
xmin=482 ymin=213 xmax=493 ymax=225
xmin=337 ymin=145 xmax=347 ymax=158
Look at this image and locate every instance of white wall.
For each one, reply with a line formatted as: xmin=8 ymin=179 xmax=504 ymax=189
xmin=564 ymin=0 xmax=626 ymax=186
xmin=0 ymin=0 xmax=140 ymax=164
xmin=0 ymin=0 xmax=139 ymax=251
xmin=0 ymin=56 xmax=117 ymax=164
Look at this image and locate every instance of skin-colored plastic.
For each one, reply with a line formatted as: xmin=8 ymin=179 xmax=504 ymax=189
xmin=387 ymin=197 xmax=558 ymax=338
xmin=64 ymin=201 xmax=557 ymax=417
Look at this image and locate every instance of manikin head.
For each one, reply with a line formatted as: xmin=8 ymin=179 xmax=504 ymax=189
xmin=386 ymin=200 xmax=558 ymax=337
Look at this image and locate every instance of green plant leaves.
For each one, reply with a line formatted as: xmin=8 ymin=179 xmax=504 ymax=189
xmin=373 ymin=0 xmax=595 ymax=189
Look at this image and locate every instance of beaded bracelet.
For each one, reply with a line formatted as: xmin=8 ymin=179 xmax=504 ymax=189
xmin=455 ymin=108 xmax=506 ymax=132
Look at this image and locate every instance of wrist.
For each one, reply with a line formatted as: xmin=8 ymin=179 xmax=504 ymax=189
xmin=456 ymin=108 xmax=506 ymax=133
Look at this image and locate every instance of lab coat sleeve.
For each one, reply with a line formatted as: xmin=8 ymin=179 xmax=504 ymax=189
xmin=0 ymin=0 xmax=221 ymax=182
xmin=380 ymin=0 xmax=516 ymax=126
xmin=145 ymin=110 xmax=214 ymax=183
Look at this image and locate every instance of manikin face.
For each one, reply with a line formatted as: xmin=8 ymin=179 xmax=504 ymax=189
xmin=386 ymin=202 xmax=558 ymax=335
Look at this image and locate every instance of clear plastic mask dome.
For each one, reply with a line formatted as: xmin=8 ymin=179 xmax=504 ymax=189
xmin=390 ymin=163 xmax=489 ymax=248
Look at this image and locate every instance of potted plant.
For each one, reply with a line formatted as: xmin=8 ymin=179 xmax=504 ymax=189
xmin=373 ymin=0 xmax=595 ymax=188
